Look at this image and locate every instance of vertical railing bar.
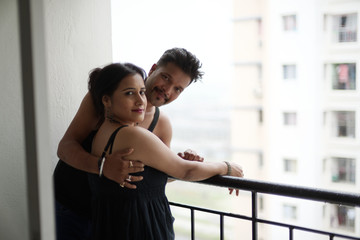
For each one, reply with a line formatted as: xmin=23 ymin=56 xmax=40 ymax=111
xmin=252 ymin=191 xmax=258 ymax=240
xmin=220 ymin=214 xmax=224 ymax=240
xmin=289 ymin=226 xmax=294 ymax=240
xmin=329 ymin=234 xmax=334 ymax=240
xmin=191 ymin=209 xmax=195 ymax=240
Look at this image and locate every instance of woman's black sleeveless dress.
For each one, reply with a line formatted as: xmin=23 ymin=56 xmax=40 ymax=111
xmin=88 ymin=108 xmax=175 ymax=240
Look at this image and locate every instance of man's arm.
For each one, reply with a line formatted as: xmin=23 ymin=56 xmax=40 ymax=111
xmin=57 ymin=92 xmax=101 ymax=173
xmin=57 ymin=92 xmax=144 ymax=188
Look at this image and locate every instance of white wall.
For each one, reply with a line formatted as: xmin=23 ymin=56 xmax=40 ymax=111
xmin=0 ymin=0 xmax=112 ymax=239
xmin=45 ymin=0 xmax=113 ymax=166
xmin=0 ymin=1 xmax=29 ymax=239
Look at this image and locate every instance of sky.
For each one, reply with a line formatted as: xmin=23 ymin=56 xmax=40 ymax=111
xmin=110 ymin=0 xmax=234 ymax=109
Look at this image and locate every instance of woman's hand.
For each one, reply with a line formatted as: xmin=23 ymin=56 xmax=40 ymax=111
xmin=227 ymin=162 xmax=244 ymax=196
xmin=230 ymin=163 xmax=244 ymax=178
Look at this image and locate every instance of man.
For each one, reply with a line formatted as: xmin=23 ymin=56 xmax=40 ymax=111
xmin=54 ymin=47 xmax=204 ymax=239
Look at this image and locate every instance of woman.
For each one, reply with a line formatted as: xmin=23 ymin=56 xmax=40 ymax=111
xmin=87 ymin=63 xmax=244 ymax=239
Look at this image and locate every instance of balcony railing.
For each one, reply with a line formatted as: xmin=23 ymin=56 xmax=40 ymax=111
xmin=169 ymin=176 xmax=360 ymax=240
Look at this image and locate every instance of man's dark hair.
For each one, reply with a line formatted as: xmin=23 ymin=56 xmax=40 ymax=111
xmin=157 ymin=48 xmax=204 ymax=84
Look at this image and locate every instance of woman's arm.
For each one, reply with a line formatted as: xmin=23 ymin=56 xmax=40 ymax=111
xmin=116 ymin=127 xmax=244 ymax=181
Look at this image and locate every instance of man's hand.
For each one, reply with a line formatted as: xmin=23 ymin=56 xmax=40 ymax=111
xmin=167 ymin=149 xmax=204 ymax=183
xmin=102 ymin=148 xmax=144 ymax=189
xmin=177 ymin=149 xmax=204 ymax=162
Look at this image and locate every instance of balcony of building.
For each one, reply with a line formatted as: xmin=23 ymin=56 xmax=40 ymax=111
xmin=167 ymin=176 xmax=360 ymax=240
xmin=2 ymin=1 xmax=360 ymax=239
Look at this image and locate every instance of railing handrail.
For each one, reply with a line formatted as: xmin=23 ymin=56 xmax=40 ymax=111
xmin=169 ymin=176 xmax=360 ymax=240
xmin=183 ymin=176 xmax=360 ymax=207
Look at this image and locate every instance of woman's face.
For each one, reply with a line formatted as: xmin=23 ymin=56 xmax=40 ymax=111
xmin=103 ymin=73 xmax=147 ymax=125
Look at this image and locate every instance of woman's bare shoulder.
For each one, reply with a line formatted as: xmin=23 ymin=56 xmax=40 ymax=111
xmin=121 ymin=125 xmax=150 ymax=134
xmin=118 ymin=125 xmax=157 ymax=142
xmin=114 ymin=125 xmax=166 ymax=158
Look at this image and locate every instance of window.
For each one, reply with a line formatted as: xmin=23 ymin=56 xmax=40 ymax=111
xmin=333 ymin=13 xmax=357 ymax=43
xmin=258 ymin=19 xmax=263 ymax=47
xmin=332 ymin=111 xmax=355 ymax=138
xmin=331 ymin=205 xmax=355 ymax=230
xmin=283 ymin=158 xmax=297 ymax=173
xmin=332 ymin=63 xmax=356 ymax=90
xmin=331 ymin=157 xmax=356 ymax=184
xmin=283 ymin=112 xmax=297 ymax=126
xmin=258 ymin=109 xmax=263 ymax=123
xmin=283 ymin=64 xmax=297 ymax=80
xmin=283 ymin=204 xmax=297 ymax=219
xmin=283 ymin=15 xmax=297 ymax=31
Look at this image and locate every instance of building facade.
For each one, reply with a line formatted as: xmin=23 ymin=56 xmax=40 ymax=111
xmin=232 ymin=0 xmax=359 ymax=238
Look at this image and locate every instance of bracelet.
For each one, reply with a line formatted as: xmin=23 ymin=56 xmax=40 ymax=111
xmin=224 ymin=161 xmax=232 ymax=176
xmin=98 ymin=157 xmax=106 ymax=177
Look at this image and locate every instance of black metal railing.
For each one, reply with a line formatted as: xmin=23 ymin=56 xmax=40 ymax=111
xmin=169 ymin=176 xmax=360 ymax=240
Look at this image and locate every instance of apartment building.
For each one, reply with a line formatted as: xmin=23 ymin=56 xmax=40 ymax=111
xmin=231 ymin=0 xmax=359 ymax=239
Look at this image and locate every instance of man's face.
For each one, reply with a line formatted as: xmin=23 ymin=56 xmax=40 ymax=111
xmin=145 ymin=62 xmax=191 ymax=107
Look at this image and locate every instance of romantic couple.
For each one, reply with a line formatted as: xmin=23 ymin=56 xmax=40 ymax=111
xmin=54 ymin=47 xmax=244 ymax=240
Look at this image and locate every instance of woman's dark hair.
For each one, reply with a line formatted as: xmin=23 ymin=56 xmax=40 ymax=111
xmin=88 ymin=62 xmax=147 ymax=118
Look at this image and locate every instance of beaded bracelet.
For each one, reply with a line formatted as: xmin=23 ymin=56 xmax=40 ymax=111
xmin=224 ymin=161 xmax=232 ymax=176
